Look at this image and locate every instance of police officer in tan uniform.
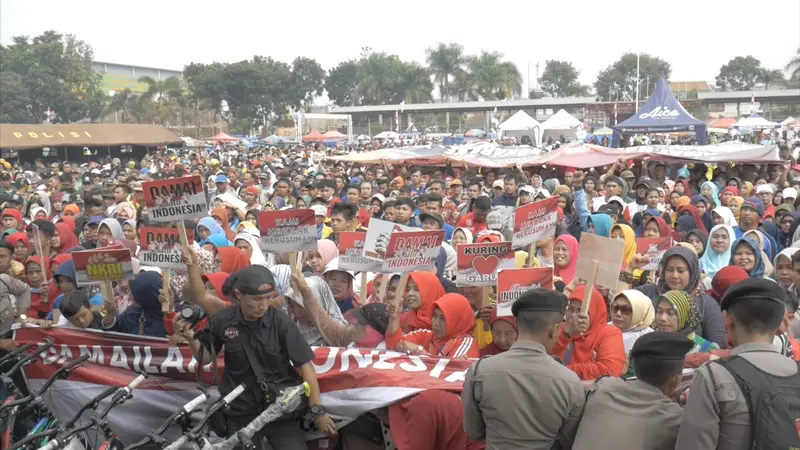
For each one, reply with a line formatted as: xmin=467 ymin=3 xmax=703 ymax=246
xmin=572 ymin=332 xmax=692 ymax=450
xmin=462 ymin=288 xmax=585 ymax=450
xmin=676 ymin=278 xmax=800 ymax=450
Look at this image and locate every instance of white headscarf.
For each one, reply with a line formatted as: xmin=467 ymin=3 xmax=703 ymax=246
xmin=99 ymin=218 xmax=124 ymax=241
xmin=32 ymin=190 xmax=51 ymax=217
xmin=234 ymin=232 xmax=268 ymax=266
xmin=712 ymin=206 xmax=738 ymax=228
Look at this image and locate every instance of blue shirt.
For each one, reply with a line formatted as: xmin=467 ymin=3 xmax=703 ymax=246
xmin=492 ymin=194 xmax=518 ymax=207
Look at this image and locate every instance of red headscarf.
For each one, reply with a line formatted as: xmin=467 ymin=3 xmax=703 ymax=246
xmin=24 ymin=256 xmax=61 ymax=319
xmin=721 ymin=186 xmax=739 ymax=198
xmin=217 ymin=247 xmax=250 ymax=274
xmin=6 ymin=233 xmax=29 ymax=262
xmin=54 ymin=222 xmax=81 ymax=254
xmin=645 ymin=216 xmax=675 ymax=239
xmin=553 ymin=234 xmax=579 ymax=283
xmin=480 ymin=307 xmax=519 ymax=356
xmin=400 ymin=272 xmax=444 ymax=332
xmin=677 ymin=205 xmax=708 ymax=234
xmin=2 ymin=209 xmax=22 ymax=229
xmin=202 ymin=272 xmax=231 ymax=304
xmin=50 ymin=254 xmax=72 ymax=273
xmin=706 ymin=266 xmax=749 ymax=304
xmin=432 ymin=293 xmax=478 ymax=357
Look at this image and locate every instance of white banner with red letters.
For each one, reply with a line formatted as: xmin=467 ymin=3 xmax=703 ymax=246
xmin=14 ymin=327 xmax=470 ymax=443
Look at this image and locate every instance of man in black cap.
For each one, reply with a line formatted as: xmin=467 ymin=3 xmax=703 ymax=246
xmin=676 ymin=278 xmax=800 ymax=450
xmin=462 ymin=288 xmax=585 ymax=449
xmin=572 ymin=332 xmax=693 ymax=450
xmin=173 ymin=265 xmax=336 ymax=448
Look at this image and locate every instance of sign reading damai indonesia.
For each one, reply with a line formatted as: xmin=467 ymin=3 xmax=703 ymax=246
xmin=139 ymin=227 xmax=195 ymax=268
xmin=143 ymin=176 xmax=208 ymax=222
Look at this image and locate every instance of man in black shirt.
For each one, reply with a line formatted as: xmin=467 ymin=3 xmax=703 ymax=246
xmin=175 ymin=266 xmax=336 ymax=449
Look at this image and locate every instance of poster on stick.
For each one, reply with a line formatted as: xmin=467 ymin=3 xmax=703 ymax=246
xmin=258 ymin=209 xmax=318 ymax=252
xmin=361 ymin=218 xmax=415 ymax=261
xmin=512 ymin=197 xmax=559 ymax=248
xmin=143 ymin=176 xmax=207 ymax=222
xmin=496 ymin=268 xmax=554 ymax=317
xmin=636 ymin=237 xmax=673 ymax=270
xmin=575 ymin=233 xmax=625 ymax=289
xmin=456 ymin=242 xmax=516 ymax=286
xmin=72 ymin=247 xmax=134 ymax=286
xmin=139 ymin=227 xmax=195 ymax=268
xmin=338 ymin=232 xmax=382 ymax=272
xmin=365 ymin=229 xmax=444 ymax=273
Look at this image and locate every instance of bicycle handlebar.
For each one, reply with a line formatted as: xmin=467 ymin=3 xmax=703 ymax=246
xmin=0 ymin=341 xmax=36 ymax=366
xmin=163 ymin=384 xmax=246 ymax=450
xmin=122 ymin=390 xmax=209 ymax=450
xmin=2 ymin=339 xmax=53 ymax=379
xmin=63 ymin=385 xmax=119 ymax=429
xmin=35 ymin=354 xmax=90 ymax=396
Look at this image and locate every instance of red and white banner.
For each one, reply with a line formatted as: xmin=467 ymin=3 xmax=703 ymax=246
xmin=496 ymin=268 xmax=553 ymax=317
xmin=455 ymin=242 xmax=516 ymax=287
xmin=258 ymin=209 xmax=318 ymax=252
xmin=72 ymin=247 xmax=134 ymax=286
xmin=139 ymin=227 xmax=193 ymax=269
xmin=636 ymin=237 xmax=673 ymax=270
xmin=511 ymin=197 xmax=558 ymax=249
xmin=14 ymin=327 xmax=470 ymax=442
xmin=381 ymin=230 xmax=445 ymax=272
xmin=143 ymin=176 xmax=207 ymax=222
xmin=338 ymin=231 xmax=381 ymax=273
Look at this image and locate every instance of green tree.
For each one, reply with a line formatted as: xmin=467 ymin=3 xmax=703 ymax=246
xmin=594 ymin=53 xmax=671 ymax=101
xmin=425 ymin=42 xmax=465 ymax=102
xmin=0 ymin=31 xmax=105 ymax=123
xmin=466 ymin=51 xmax=522 ymax=100
xmin=715 ymin=56 xmax=762 ymax=91
xmin=538 ymin=60 xmax=590 ymax=97
xmin=0 ymin=72 xmax=31 ymax=123
xmin=102 ymin=88 xmax=146 ymax=123
xmin=398 ymin=62 xmax=433 ymax=103
xmin=138 ymin=76 xmax=184 ymax=103
xmin=289 ymin=57 xmax=325 ymax=109
xmin=785 ymin=48 xmax=800 ymax=86
xmin=324 ymin=60 xmax=360 ymax=106
xmin=356 ymin=51 xmax=406 ymax=105
xmin=758 ymin=68 xmax=785 ymax=90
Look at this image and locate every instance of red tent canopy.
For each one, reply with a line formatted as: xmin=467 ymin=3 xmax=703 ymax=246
xmin=303 ymin=130 xmax=325 ymax=141
xmin=208 ymin=132 xmax=239 ymax=142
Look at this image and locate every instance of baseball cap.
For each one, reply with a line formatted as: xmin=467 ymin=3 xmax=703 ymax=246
xmin=419 ymin=213 xmax=444 ymax=227
xmin=492 ymin=180 xmax=504 ymax=189
xmin=486 ymin=210 xmax=504 ymax=230
xmin=742 ymin=197 xmax=764 ymax=217
xmin=311 ymin=205 xmax=327 ymax=217
xmin=371 ymin=193 xmax=386 ymax=203
xmin=350 ymin=177 xmax=362 ymax=185
xmin=519 ymin=185 xmax=536 ymax=195
xmin=87 ymin=215 xmax=105 ymax=225
xmin=756 ymin=184 xmax=774 ymax=194
xmin=449 ymin=179 xmax=462 ymax=186
xmin=91 ymin=168 xmax=102 ymax=175
xmin=259 ymin=172 xmax=271 ymax=180
xmin=619 ymin=170 xmax=635 ymax=180
xmin=676 ymin=168 xmax=690 ymax=179
xmin=783 ymin=187 xmax=798 ymax=200
xmin=131 ymin=181 xmax=144 ymax=192
xmin=215 ymin=174 xmax=229 ymax=183
xmin=243 ymin=186 xmax=259 ymax=196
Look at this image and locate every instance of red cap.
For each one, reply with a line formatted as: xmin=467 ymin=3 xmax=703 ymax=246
xmin=565 ymin=167 xmax=576 ymax=173
xmin=791 ymin=164 xmax=800 ymax=173
xmin=357 ymin=208 xmax=371 ymax=227
xmin=244 ymin=186 xmax=260 ymax=196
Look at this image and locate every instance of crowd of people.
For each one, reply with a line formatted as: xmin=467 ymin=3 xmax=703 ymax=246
xmin=0 ymin=134 xmax=799 ymax=449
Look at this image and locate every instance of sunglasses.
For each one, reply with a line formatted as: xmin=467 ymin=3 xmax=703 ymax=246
xmin=611 ymin=304 xmax=632 ymax=315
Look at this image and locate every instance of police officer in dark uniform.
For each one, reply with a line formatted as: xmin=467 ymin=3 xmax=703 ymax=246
xmin=175 ymin=265 xmax=336 ymax=449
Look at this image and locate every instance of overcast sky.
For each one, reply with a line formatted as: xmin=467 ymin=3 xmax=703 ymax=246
xmin=2 ymin=0 xmax=799 ymax=92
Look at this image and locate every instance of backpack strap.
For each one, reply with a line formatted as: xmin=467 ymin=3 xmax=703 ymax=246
xmin=711 ymin=354 xmax=764 ymax=437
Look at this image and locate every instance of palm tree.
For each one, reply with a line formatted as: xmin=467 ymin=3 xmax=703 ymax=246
xmin=102 ymin=88 xmax=145 ymax=123
xmin=400 ymin=63 xmax=433 ymax=104
xmin=786 ymin=48 xmax=800 ymax=80
xmin=467 ymin=51 xmax=523 ymax=100
xmin=758 ymin=68 xmax=785 ymax=90
xmin=425 ymin=43 xmax=464 ymax=102
xmin=138 ymin=76 xmax=183 ymax=104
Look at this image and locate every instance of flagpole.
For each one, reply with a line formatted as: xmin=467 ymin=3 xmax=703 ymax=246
xmin=635 ymin=53 xmax=640 ymax=112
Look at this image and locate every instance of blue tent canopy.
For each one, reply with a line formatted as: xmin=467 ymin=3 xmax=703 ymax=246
xmin=612 ymin=75 xmax=707 ymax=146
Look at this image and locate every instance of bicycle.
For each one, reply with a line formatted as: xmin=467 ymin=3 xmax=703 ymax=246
xmin=122 ymin=388 xmax=210 ymax=450
xmin=14 ymin=373 xmax=147 ymax=450
xmin=162 ymin=384 xmax=247 ymax=450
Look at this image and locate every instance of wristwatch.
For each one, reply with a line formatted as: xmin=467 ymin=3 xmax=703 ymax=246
xmin=310 ymin=404 xmax=325 ymax=418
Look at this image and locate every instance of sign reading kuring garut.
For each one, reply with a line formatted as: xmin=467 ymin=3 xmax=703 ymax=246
xmin=142 ymin=176 xmax=207 ymax=222
xmin=258 ymin=209 xmax=318 ymax=252
xmin=456 ymin=242 xmax=516 ymax=286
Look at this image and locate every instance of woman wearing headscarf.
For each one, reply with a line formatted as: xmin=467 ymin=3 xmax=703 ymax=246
xmin=480 ymin=308 xmax=518 ymax=356
xmin=386 ymin=293 xmax=479 ymax=358
xmin=553 ymin=234 xmax=578 ymax=284
xmin=705 ymin=266 xmax=749 ymax=304
xmin=216 ymin=246 xmax=251 ymax=274
xmin=641 ymin=216 xmax=673 ymax=239
xmin=776 ymin=210 xmax=798 ymax=249
xmin=23 ymin=256 xmax=60 ymax=319
xmin=774 ymin=247 xmax=798 ymax=289
xmin=677 ymin=204 xmax=709 ymax=234
xmin=742 ymin=230 xmax=774 ymax=275
xmin=451 ymin=227 xmax=474 ymax=248
xmin=97 ymin=218 xmax=124 ymax=248
xmin=685 ymin=229 xmax=708 ymax=258
xmin=398 ymin=271 xmax=445 ymax=332
xmin=29 ymin=206 xmax=48 ymax=222
xmin=608 ymin=290 xmax=654 ymax=354
xmin=211 ymin=206 xmax=237 ymax=241
xmin=610 ymin=224 xmax=637 ymax=266
xmin=200 ymin=234 xmax=231 ymax=255
xmin=730 ymin=237 xmax=767 ymax=278
xmin=655 ymin=290 xmax=719 ymax=353
xmin=112 ymin=202 xmax=137 ymax=221
xmin=711 ymin=206 xmax=738 ymax=228
xmin=699 ymin=224 xmax=736 ymax=282
xmin=7 ymin=233 xmax=30 ymax=264
xmin=30 ymin=190 xmax=52 ymax=218
xmin=543 ymin=178 xmax=560 ymax=195
xmin=196 ymin=216 xmax=225 ymax=242
xmin=675 ymin=215 xmax=699 ymax=242
xmin=587 ymin=213 xmax=612 ymax=237
xmin=551 ymin=286 xmax=626 ymax=380
xmin=52 ymin=222 xmax=81 ymax=254
xmin=117 ymin=271 xmax=167 ymax=337
xmin=632 ymin=208 xmax=661 ymax=237
xmin=234 ymin=232 xmax=268 ymax=266
xmin=728 ymin=196 xmax=745 ymax=221
xmin=306 ymin=240 xmax=339 ymax=276
xmin=689 ymin=195 xmax=715 ymax=232
xmin=122 ymin=219 xmax=137 ymax=241
xmin=321 ymin=258 xmax=359 ymax=313
xmin=627 ymin=246 xmax=728 ymax=348
xmin=283 ymin=274 xmax=347 ymax=346
xmin=700 ymin=181 xmax=721 ymax=208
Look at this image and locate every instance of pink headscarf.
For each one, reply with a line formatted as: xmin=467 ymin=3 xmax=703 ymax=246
xmin=317 ymin=240 xmax=339 ymax=268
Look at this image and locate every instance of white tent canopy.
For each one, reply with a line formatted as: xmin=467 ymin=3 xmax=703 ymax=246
xmin=499 ymin=110 xmax=542 ymax=147
xmin=541 ymin=109 xmax=583 ymax=130
xmin=374 ymin=131 xmax=399 ymax=140
xmin=733 ymin=114 xmax=780 ymax=129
